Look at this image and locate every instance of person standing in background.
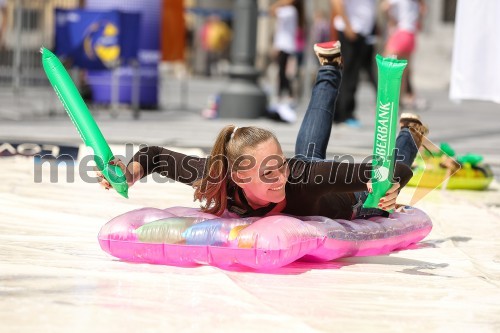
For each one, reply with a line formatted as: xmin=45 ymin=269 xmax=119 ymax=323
xmin=201 ymin=15 xmax=232 ymax=77
xmin=269 ymin=0 xmax=303 ymax=123
xmin=382 ymin=0 xmax=427 ymax=110
xmin=331 ymin=0 xmax=377 ymax=128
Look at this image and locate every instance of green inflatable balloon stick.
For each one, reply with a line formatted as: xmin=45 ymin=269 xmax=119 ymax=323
xmin=363 ymin=55 xmax=407 ymax=212
xmin=41 ymin=47 xmax=128 ymax=198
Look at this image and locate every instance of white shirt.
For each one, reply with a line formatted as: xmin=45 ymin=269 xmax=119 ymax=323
xmin=333 ymin=0 xmax=377 ymax=37
xmin=273 ymin=5 xmax=297 ymax=54
xmin=388 ymin=0 xmax=420 ymax=33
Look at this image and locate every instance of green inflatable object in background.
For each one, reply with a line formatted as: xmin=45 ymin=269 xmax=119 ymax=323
xmin=363 ymin=55 xmax=407 ymax=212
xmin=457 ymin=153 xmax=483 ymax=166
xmin=41 ymin=47 xmax=128 ymax=198
xmin=440 ymin=142 xmax=456 ymax=157
xmin=422 ymin=142 xmax=456 ymax=158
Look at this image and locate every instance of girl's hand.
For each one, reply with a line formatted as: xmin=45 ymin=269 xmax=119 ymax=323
xmin=95 ymin=168 xmax=111 ymax=190
xmin=378 ymin=182 xmax=401 ymax=211
xmin=95 ymin=159 xmax=139 ymax=190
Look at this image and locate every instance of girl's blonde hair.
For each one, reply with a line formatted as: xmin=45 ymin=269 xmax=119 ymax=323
xmin=193 ymin=125 xmax=278 ymax=216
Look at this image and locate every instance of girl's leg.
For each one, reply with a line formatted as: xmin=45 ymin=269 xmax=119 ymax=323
xmin=295 ymin=42 xmax=342 ymax=159
xmin=395 ymin=128 xmax=419 ymax=167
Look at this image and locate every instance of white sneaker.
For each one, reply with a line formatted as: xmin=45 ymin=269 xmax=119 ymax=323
xmin=276 ymin=103 xmax=297 ymax=123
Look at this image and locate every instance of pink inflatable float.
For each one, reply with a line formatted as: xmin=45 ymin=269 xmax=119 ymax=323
xmin=98 ymin=206 xmax=432 ymax=270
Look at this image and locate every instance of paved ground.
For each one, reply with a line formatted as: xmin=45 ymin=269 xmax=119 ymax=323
xmin=1 ymin=78 xmax=499 ymax=332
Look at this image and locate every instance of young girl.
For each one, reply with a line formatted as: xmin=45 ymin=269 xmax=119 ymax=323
xmin=98 ymin=41 xmax=429 ymax=220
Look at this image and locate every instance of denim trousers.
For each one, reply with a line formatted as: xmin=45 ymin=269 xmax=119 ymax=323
xmin=294 ymin=65 xmax=418 ymax=218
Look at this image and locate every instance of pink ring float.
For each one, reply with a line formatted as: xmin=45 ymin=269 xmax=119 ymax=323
xmin=98 ymin=206 xmax=432 ymax=270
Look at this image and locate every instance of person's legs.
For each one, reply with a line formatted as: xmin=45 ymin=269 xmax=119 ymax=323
xmin=405 ymin=66 xmax=414 ymax=96
xmin=361 ymin=41 xmax=377 ymax=92
xmin=344 ymin=37 xmax=367 ymax=122
xmin=295 ymin=41 xmax=342 ymax=159
xmin=277 ymin=51 xmax=292 ymax=98
xmin=362 ymin=25 xmax=378 ymax=92
xmin=335 ymin=32 xmax=365 ymax=123
xmin=333 ymin=32 xmax=351 ymax=123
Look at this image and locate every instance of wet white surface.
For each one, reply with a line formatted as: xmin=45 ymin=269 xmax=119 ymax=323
xmin=1 ymin=156 xmax=499 ymax=333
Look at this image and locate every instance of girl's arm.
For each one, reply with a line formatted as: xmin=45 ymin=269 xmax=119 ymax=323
xmin=331 ymin=0 xmax=357 ymax=40
xmin=130 ymin=146 xmax=207 ymax=185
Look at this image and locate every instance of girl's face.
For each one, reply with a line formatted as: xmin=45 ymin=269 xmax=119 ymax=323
xmin=232 ymin=139 xmax=289 ymax=206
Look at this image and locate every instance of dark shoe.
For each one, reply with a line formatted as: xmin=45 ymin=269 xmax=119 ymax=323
xmin=399 ymin=112 xmax=429 ymax=149
xmin=314 ymin=40 xmax=343 ymax=68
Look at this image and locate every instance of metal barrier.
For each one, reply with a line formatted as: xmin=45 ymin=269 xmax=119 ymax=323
xmin=0 ymin=0 xmax=79 ymax=120
xmin=1 ymin=0 xmax=79 ymax=87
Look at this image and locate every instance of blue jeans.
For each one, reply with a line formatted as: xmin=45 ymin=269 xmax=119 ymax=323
xmin=295 ymin=66 xmax=342 ymax=159
xmin=295 ymin=65 xmax=418 ymax=218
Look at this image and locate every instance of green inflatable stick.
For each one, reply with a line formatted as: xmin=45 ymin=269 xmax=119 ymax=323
xmin=41 ymin=47 xmax=128 ymax=198
xmin=363 ymin=55 xmax=407 ymax=212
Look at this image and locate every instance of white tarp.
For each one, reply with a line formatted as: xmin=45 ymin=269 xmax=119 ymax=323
xmin=450 ymin=0 xmax=500 ymax=103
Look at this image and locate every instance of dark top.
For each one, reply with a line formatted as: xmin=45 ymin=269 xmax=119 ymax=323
xmin=131 ymin=146 xmax=413 ymax=220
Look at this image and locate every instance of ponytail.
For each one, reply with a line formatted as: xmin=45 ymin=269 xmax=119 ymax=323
xmin=193 ymin=125 xmax=236 ymax=216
